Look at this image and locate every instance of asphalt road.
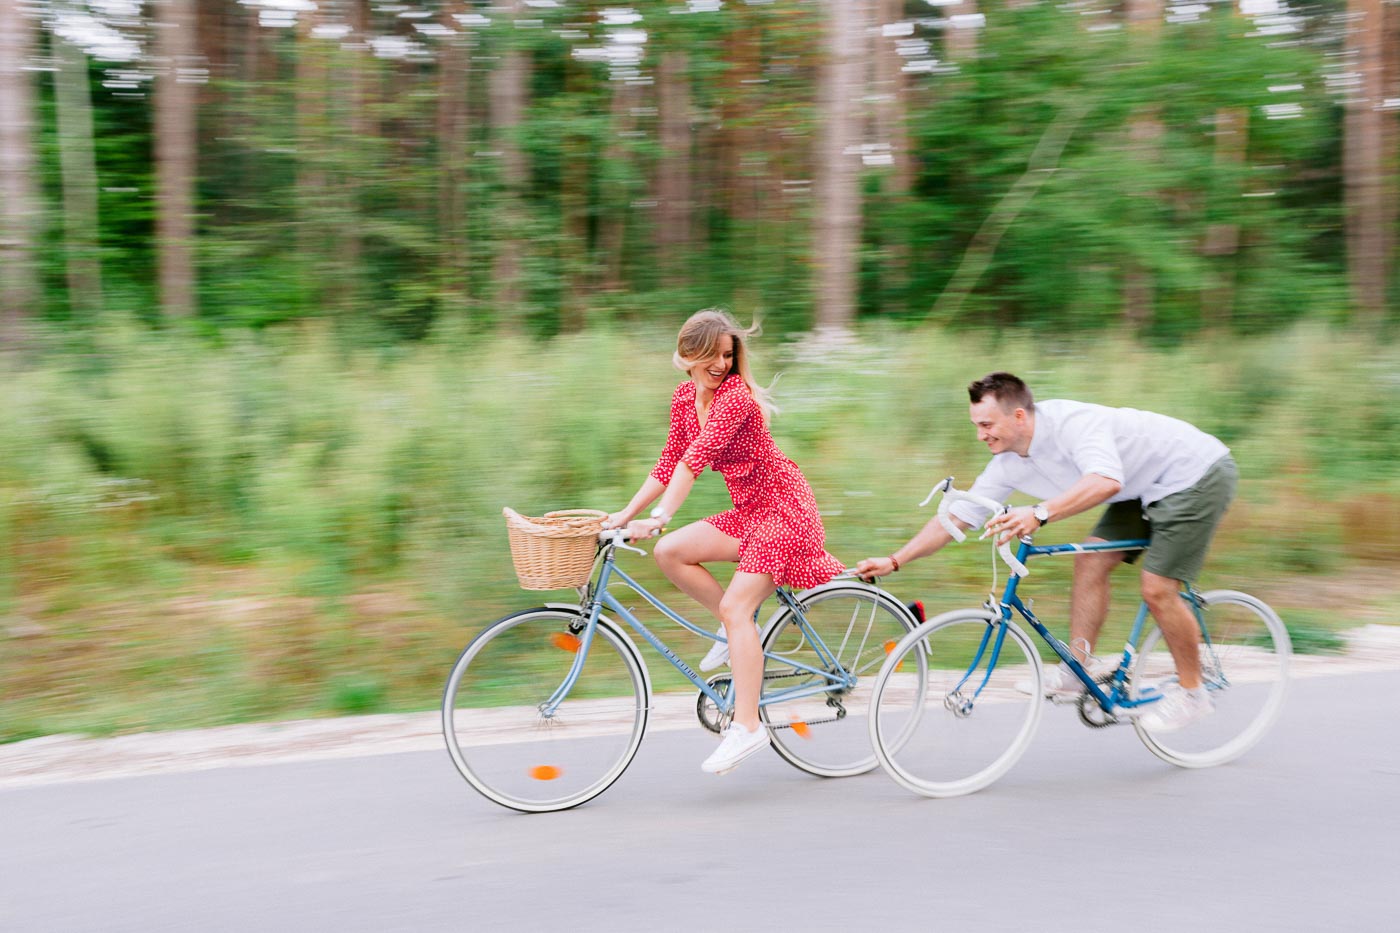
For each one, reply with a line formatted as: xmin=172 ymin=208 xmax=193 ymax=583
xmin=4 ymin=671 xmax=1398 ymax=932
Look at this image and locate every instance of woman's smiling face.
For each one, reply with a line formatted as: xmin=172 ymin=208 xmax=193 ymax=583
xmin=690 ymin=333 xmax=735 ymax=392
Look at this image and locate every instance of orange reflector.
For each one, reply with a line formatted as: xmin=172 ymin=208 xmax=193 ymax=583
xmin=884 ymin=640 xmax=903 ymax=672
xmin=530 ymin=765 xmax=562 ymax=781
xmin=789 ymin=715 xmax=811 ymax=739
xmin=550 ymin=632 xmax=581 ymax=653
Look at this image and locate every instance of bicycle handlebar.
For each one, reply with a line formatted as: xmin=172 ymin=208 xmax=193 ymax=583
xmin=598 ymin=525 xmax=659 ymax=556
xmin=922 ymin=476 xmax=1030 ymax=578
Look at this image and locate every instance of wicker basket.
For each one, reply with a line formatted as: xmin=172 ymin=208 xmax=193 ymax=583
xmin=503 ymin=507 xmax=607 ymax=590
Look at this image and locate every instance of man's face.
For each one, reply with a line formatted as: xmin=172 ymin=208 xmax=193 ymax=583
xmin=969 ymin=395 xmax=1029 ymax=456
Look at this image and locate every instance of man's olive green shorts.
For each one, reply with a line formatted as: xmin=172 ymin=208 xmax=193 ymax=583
xmin=1090 ymin=455 xmax=1238 ymax=585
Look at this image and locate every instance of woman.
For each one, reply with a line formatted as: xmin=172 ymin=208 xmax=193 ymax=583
xmin=603 ymin=310 xmax=844 ymax=775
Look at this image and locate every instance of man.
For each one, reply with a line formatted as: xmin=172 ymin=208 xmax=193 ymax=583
xmin=856 ymin=372 xmax=1238 ymax=733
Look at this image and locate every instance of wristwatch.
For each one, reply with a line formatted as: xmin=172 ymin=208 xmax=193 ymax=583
xmin=650 ymin=506 xmax=672 ymax=525
xmin=1032 ymin=503 xmax=1050 ymax=526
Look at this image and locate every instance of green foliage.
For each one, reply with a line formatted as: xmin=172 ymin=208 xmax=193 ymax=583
xmin=1 ymin=323 xmax=1395 ymax=741
xmin=19 ymin=3 xmax=1365 ymax=339
xmin=901 ymin=5 xmax=1338 ymax=337
xmin=1278 ymin=613 xmax=1349 ymax=655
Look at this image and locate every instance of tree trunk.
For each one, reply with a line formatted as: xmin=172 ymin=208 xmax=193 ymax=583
xmin=437 ymin=5 xmax=471 ymax=318
xmin=295 ymin=9 xmax=329 ymax=305
xmin=1201 ymin=107 xmax=1248 ymax=329
xmin=944 ymin=0 xmax=980 ymax=61
xmin=335 ymin=0 xmax=373 ymax=319
xmin=874 ymin=0 xmax=911 ymax=194
xmin=600 ymin=79 xmax=637 ymax=295
xmin=1344 ymin=0 xmax=1389 ymax=326
xmin=656 ymin=50 xmax=694 ymax=287
xmin=721 ymin=21 xmax=761 ymax=227
xmin=0 ymin=0 xmax=41 ymax=346
xmin=489 ymin=0 xmax=529 ymax=323
xmin=559 ymin=57 xmax=589 ymax=330
xmin=53 ymin=32 xmax=104 ymax=319
xmin=1120 ymin=0 xmax=1164 ymax=329
xmin=814 ymin=0 xmax=867 ymax=331
xmin=1125 ymin=0 xmax=1162 ymax=31
xmin=872 ymin=0 xmax=912 ymax=315
xmin=1384 ymin=3 xmax=1400 ymax=314
xmin=154 ymin=0 xmax=199 ymax=320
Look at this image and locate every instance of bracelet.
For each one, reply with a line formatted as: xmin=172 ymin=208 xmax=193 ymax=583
xmin=889 ymin=555 xmax=900 ymax=572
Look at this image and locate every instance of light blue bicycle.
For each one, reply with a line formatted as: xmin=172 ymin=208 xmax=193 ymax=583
xmin=443 ymin=526 xmax=928 ymax=812
xmin=868 ymin=478 xmax=1291 ymax=798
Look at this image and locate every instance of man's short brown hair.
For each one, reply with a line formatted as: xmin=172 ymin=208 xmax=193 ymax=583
xmin=968 ymin=372 xmax=1034 ymax=413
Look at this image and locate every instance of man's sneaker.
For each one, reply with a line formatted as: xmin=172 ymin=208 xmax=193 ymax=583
xmin=699 ymin=620 xmax=760 ymax=672
xmin=1014 ymin=658 xmax=1115 ymax=699
xmin=1137 ymin=684 xmax=1215 ymax=733
xmin=701 ymin=722 xmax=771 ymax=774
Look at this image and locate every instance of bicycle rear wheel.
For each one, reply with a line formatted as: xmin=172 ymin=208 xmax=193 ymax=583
xmin=1130 ymin=589 xmax=1290 ymax=768
xmin=870 ymin=610 xmax=1043 ymax=798
xmin=759 ymin=584 xmax=926 ymax=777
xmin=442 ymin=608 xmax=650 ymax=812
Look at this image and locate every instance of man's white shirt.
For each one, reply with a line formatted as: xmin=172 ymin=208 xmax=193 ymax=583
xmin=950 ymin=399 xmax=1230 ymax=528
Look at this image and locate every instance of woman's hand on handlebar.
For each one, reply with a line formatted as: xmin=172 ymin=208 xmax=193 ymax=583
xmin=623 ymin=517 xmax=664 ymax=541
xmin=601 ymin=511 xmax=631 ymax=531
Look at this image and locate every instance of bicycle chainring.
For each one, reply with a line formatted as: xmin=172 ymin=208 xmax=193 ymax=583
xmin=696 ymin=674 xmax=732 ymax=734
xmin=1076 ymin=686 xmax=1121 ymax=729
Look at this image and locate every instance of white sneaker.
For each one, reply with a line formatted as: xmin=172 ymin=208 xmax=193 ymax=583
xmin=699 ymin=621 xmax=759 ymax=672
xmin=700 ymin=722 xmax=771 ymax=774
xmin=1137 ymin=684 xmax=1215 ymax=733
xmin=1014 ymin=658 xmax=1115 ymax=698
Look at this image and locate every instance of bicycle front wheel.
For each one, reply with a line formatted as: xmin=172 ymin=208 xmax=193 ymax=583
xmin=1131 ymin=589 xmax=1290 ymax=769
xmin=758 ymin=584 xmax=926 ymax=777
xmin=871 ymin=610 xmax=1043 ymax=798
xmin=442 ymin=608 xmax=650 ymax=812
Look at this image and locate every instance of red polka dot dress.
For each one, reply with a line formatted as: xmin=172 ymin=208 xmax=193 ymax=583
xmin=649 ymin=375 xmax=845 ymax=589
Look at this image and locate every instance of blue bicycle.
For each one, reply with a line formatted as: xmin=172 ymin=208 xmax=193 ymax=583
xmin=868 ymin=478 xmax=1291 ymax=798
xmin=443 ymin=523 xmax=927 ymax=812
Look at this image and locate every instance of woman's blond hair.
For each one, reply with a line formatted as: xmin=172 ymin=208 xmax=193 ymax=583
xmin=673 ymin=309 xmax=777 ymax=423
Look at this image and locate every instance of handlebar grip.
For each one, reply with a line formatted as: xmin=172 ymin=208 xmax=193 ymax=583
xmin=998 ymin=542 xmax=1030 ymax=578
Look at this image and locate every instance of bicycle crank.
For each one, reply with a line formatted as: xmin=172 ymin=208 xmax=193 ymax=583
xmin=696 ymin=674 xmax=732 ymax=734
xmin=1076 ymin=690 xmax=1120 ymax=729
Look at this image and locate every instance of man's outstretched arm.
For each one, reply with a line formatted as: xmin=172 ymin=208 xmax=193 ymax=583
xmin=856 ymin=512 xmax=973 ymax=578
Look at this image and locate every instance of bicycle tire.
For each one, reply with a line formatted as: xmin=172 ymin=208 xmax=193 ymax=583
xmin=870 ymin=609 xmax=1044 ymax=798
xmin=758 ymin=583 xmax=927 ymax=778
xmin=1130 ymin=589 xmax=1290 ymax=769
xmin=442 ymin=607 xmax=650 ymax=812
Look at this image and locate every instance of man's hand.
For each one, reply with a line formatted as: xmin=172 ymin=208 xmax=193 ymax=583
xmin=984 ymin=506 xmax=1040 ymax=546
xmin=855 ymin=556 xmax=898 ymax=580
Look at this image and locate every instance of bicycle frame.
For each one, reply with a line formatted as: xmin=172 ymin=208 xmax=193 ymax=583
xmin=539 ymin=541 xmax=861 ymax=718
xmin=958 ymin=536 xmax=1210 ymax=715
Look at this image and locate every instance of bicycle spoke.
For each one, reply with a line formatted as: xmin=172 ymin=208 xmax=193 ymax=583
xmin=759 ymin=585 xmax=925 ymax=778
xmin=872 ymin=612 xmax=1042 ymax=798
xmin=442 ymin=609 xmax=649 ymax=812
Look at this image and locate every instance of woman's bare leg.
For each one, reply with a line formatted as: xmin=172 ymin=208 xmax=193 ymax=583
xmin=652 ymin=521 xmax=740 ymax=619
xmin=718 ymin=571 xmax=779 ymax=731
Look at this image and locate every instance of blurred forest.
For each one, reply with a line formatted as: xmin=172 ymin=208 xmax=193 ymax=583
xmin=2 ymin=1 xmax=1400 ymax=739
xmin=0 ymin=0 xmax=1397 ymax=340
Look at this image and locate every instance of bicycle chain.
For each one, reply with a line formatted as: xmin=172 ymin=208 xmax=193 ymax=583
xmin=1075 ymin=677 xmax=1122 ymax=729
xmin=694 ymin=668 xmax=849 ymax=733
